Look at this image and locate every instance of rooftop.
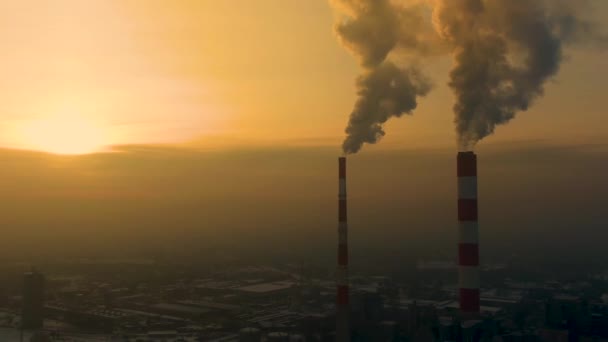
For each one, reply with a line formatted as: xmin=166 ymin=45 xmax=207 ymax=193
xmin=151 ymin=303 xmax=211 ymax=315
xmin=236 ymin=281 xmax=294 ymax=293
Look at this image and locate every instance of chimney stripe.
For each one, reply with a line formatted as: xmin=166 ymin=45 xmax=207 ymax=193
xmin=459 ymin=266 xmax=480 ymax=288
xmin=458 ymin=177 xmax=478 ymax=199
xmin=339 ymin=179 xmax=347 ymax=198
xmin=336 ymin=267 xmax=348 ymax=285
xmin=458 ymin=222 xmax=479 ymax=244
xmin=458 ymin=199 xmax=478 ymax=221
xmin=459 ymin=288 xmax=480 ymax=312
xmin=339 ymin=199 xmax=347 ymax=222
xmin=337 ymin=285 xmax=349 ymax=305
xmin=458 ymin=243 xmax=479 ymax=266
xmin=457 ymin=152 xmax=477 ymax=177
xmin=338 ymin=244 xmax=348 ymax=266
xmin=339 ymin=227 xmax=347 ymax=246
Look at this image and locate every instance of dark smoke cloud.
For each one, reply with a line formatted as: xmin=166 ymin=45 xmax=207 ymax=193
xmin=433 ymin=0 xmax=605 ymax=150
xmin=343 ymin=61 xmax=431 ymax=154
xmin=333 ymin=0 xmax=400 ymax=69
xmin=333 ymin=0 xmax=604 ymax=152
xmin=332 ymin=0 xmax=436 ymax=154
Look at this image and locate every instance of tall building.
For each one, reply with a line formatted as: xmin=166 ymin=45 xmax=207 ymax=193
xmin=22 ymin=269 xmax=45 ymax=330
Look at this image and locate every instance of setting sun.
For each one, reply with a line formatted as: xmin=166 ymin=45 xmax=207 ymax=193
xmin=19 ymin=116 xmax=109 ymax=155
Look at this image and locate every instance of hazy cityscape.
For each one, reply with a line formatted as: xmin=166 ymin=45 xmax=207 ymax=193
xmin=1 ymin=0 xmax=608 ymax=341
xmin=0 ymin=251 xmax=607 ymax=341
xmin=0 ymin=145 xmax=606 ymax=341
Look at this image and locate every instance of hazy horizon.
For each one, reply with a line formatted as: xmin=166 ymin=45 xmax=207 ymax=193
xmin=0 ymin=139 xmax=605 ymax=267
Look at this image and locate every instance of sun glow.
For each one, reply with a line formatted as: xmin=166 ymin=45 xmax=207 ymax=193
xmin=19 ymin=116 xmax=109 ymax=155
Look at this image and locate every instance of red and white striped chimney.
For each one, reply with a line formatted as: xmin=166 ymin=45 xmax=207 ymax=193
xmin=336 ymin=157 xmax=350 ymax=342
xmin=457 ymin=151 xmax=480 ymax=315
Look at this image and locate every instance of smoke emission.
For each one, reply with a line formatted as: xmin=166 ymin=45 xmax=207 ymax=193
xmin=332 ymin=0 xmax=435 ymax=154
xmin=332 ymin=0 xmax=604 ymax=152
xmin=343 ymin=62 xmax=431 ymax=154
xmin=433 ymin=0 xmax=603 ymax=150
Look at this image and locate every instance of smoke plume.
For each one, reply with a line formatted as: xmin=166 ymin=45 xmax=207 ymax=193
xmin=433 ymin=0 xmax=603 ymax=150
xmin=332 ymin=0 xmax=604 ymax=152
xmin=332 ymin=0 xmax=436 ymax=154
xmin=343 ymin=61 xmax=431 ymax=154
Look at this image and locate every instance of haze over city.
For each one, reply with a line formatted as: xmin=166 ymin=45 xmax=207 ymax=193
xmin=0 ymin=1 xmax=607 ymax=341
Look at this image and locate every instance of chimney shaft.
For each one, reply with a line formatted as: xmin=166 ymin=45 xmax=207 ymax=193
xmin=336 ymin=157 xmax=350 ymax=341
xmin=457 ymin=151 xmax=480 ymax=315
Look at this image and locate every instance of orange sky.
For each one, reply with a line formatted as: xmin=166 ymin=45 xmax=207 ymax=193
xmin=0 ymin=0 xmax=606 ymax=154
